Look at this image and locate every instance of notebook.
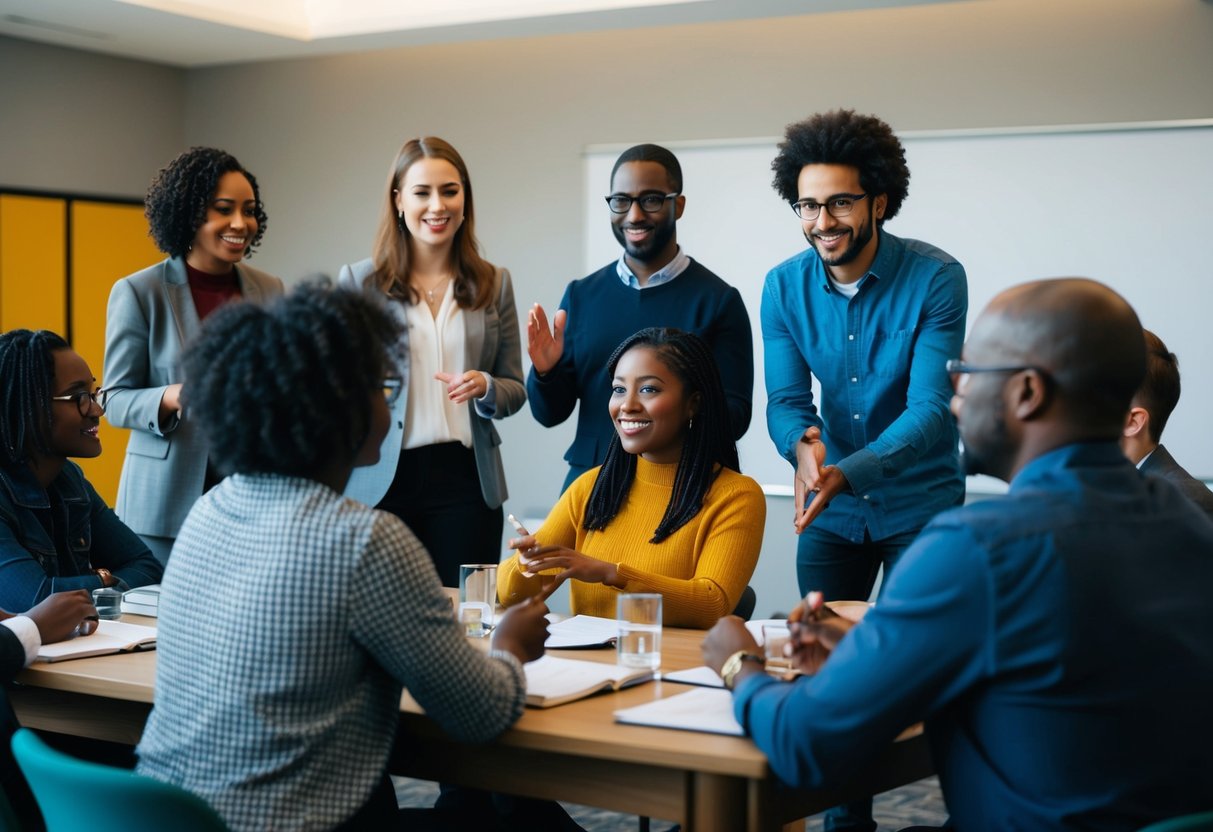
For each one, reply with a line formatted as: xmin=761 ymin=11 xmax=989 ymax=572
xmin=524 ymin=655 xmax=653 ymax=707
xmin=36 ymin=620 xmax=157 ymax=662
xmin=614 ymin=688 xmax=744 ymax=736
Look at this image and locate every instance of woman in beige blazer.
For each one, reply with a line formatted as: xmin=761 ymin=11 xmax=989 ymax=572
xmin=339 ymin=137 xmax=525 ymax=587
xmin=103 ymin=148 xmax=284 ymax=564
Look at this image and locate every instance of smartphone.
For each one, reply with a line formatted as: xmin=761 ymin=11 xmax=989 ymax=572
xmin=507 ymin=514 xmax=536 ymax=577
xmin=506 ymin=513 xmax=530 ymax=537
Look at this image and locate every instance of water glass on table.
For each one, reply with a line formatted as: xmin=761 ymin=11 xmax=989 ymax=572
xmin=762 ymin=623 xmax=792 ymax=676
xmin=617 ymin=593 xmax=662 ymax=671
xmin=92 ymin=588 xmax=122 ymax=620
xmin=458 ymin=563 xmax=497 ymax=638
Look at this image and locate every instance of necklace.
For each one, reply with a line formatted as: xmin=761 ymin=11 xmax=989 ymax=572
xmin=415 ymin=275 xmax=451 ymax=309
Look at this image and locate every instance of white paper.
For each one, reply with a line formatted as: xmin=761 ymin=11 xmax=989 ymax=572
xmin=614 ymin=688 xmax=744 ymax=736
xmin=523 ymin=655 xmax=651 ymax=705
xmin=35 ymin=619 xmax=157 ymax=662
xmin=662 ymin=665 xmax=725 ymax=688
xmin=544 ymin=614 xmax=619 ymax=649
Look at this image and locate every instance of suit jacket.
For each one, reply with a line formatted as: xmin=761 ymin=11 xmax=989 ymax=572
xmin=103 ymin=256 xmax=284 ymax=539
xmin=1141 ymin=443 xmax=1213 ymax=523
xmin=0 ymin=627 xmax=23 ymax=683
xmin=338 ymin=259 xmax=525 ymax=509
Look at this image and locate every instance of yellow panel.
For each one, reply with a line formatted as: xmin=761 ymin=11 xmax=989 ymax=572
xmin=70 ymin=201 xmax=162 ymax=505
xmin=0 ymin=194 xmax=67 ymax=334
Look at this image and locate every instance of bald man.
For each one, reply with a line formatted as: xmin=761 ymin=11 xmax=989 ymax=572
xmin=703 ymin=279 xmax=1213 ymax=828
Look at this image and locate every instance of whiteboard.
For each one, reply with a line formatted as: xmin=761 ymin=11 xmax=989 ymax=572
xmin=585 ymin=122 xmax=1213 ymax=488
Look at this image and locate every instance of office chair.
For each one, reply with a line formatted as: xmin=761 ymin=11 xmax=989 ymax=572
xmin=1138 ymin=811 xmax=1213 ymax=832
xmin=10 ymin=729 xmax=228 ymax=832
xmin=731 ymin=585 xmax=757 ymax=621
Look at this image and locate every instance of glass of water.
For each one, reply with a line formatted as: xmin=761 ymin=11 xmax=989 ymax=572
xmin=92 ymin=587 xmax=122 ymax=620
xmin=617 ymin=593 xmax=662 ymax=671
xmin=458 ymin=564 xmax=497 ymax=638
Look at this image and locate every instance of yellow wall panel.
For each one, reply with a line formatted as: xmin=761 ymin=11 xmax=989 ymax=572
xmin=0 ymin=194 xmax=67 ymax=334
xmin=71 ymin=201 xmax=161 ymax=504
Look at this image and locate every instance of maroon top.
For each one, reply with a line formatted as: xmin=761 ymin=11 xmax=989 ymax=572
xmin=186 ymin=264 xmax=242 ymax=321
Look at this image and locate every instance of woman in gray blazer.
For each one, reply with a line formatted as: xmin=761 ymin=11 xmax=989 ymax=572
xmin=340 ymin=136 xmax=525 ymax=587
xmin=103 ymin=148 xmax=284 ymax=564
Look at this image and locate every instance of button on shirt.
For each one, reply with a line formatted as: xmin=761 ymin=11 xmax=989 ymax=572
xmin=761 ymin=231 xmax=967 ymax=542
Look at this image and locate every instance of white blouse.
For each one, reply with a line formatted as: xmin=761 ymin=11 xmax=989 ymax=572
xmin=403 ymin=282 xmax=473 ymax=450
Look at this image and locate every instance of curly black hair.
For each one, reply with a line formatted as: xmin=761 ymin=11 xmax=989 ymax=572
xmin=181 ymin=285 xmax=405 ymax=478
xmin=0 ymin=329 xmax=70 ymax=466
xmin=771 ymin=110 xmax=910 ymax=224
xmin=584 ymin=328 xmax=739 ymax=543
xmin=144 ymin=147 xmax=268 ymax=259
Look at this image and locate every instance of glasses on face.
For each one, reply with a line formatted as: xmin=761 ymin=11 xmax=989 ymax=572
xmin=382 ymin=377 xmax=403 ymax=405
xmin=51 ymin=388 xmax=108 ymax=416
xmin=945 ymin=359 xmax=1045 ymax=387
xmin=605 ymin=192 xmax=679 ymax=214
xmin=791 ymin=193 xmax=869 ymax=221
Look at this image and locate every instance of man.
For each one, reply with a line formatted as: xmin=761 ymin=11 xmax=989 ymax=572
xmin=762 ymin=110 xmax=967 ymax=602
xmin=1121 ymin=329 xmax=1213 ymax=522
xmin=2 ymin=591 xmax=99 ymax=828
xmin=704 ymin=279 xmax=1213 ymax=829
xmin=527 ymin=143 xmax=753 ymax=490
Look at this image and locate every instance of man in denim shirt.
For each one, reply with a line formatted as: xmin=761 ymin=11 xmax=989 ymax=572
xmin=762 ymin=110 xmax=967 ymax=604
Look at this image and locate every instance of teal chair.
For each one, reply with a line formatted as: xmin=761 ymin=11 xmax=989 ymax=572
xmin=1139 ymin=812 xmax=1213 ymax=832
xmin=10 ymin=729 xmax=227 ymax=831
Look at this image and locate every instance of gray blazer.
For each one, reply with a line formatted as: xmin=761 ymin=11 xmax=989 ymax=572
xmin=1141 ymin=443 xmax=1213 ymax=524
xmin=103 ymin=256 xmax=284 ymax=538
xmin=338 ymin=259 xmax=525 ymax=510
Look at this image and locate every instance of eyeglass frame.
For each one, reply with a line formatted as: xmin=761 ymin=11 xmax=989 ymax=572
xmin=945 ymin=359 xmax=1047 ymax=381
xmin=50 ymin=388 xmax=109 ymax=416
xmin=382 ymin=377 xmax=403 ymax=405
xmin=790 ymin=192 xmax=869 ymax=222
xmin=604 ymin=192 xmax=680 ymax=215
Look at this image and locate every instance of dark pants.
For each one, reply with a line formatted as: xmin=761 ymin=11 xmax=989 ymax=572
xmin=377 ymin=442 xmax=503 ymax=588
xmin=795 ymin=525 xmax=920 ymax=601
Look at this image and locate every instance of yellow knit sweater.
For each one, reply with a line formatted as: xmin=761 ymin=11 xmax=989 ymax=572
xmin=498 ymin=458 xmax=765 ymax=629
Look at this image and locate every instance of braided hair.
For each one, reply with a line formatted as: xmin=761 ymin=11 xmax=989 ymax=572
xmin=145 ymin=146 xmax=268 ymax=259
xmin=0 ymin=329 xmax=70 ymax=466
xmin=181 ymin=284 xmax=405 ymax=477
xmin=584 ymin=328 xmax=738 ymax=543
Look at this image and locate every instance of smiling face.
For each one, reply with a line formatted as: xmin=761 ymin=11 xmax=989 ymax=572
xmin=609 ymin=346 xmax=699 ymax=464
xmin=395 ymin=156 xmax=465 ymax=254
xmin=47 ymin=349 xmax=102 ymax=460
xmin=186 ymin=171 xmax=258 ymax=274
xmin=797 ymin=163 xmax=885 ymax=282
xmin=609 ymin=161 xmax=684 ymax=270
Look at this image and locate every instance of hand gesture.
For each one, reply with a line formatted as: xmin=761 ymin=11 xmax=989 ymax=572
xmin=701 ymin=616 xmax=761 ymax=676
xmin=793 ymin=427 xmax=849 ymax=533
xmin=435 ymin=370 xmax=488 ymax=404
xmin=786 ymin=591 xmax=854 ymax=675
xmin=518 ymin=545 xmax=621 ymax=588
xmin=26 ymin=590 xmax=99 ymax=643
xmin=491 ymin=577 xmax=563 ymax=663
xmin=527 ymin=303 xmax=566 ymax=375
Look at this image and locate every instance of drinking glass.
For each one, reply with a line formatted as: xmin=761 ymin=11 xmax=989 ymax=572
xmin=617 ymin=593 xmax=662 ymax=670
xmin=458 ymin=564 xmax=498 ymax=638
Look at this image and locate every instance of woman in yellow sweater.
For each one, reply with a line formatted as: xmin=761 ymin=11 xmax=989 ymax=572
xmin=499 ymin=328 xmax=764 ymax=629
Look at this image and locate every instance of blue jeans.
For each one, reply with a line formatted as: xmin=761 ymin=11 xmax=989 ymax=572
xmin=795 ymin=525 xmax=920 ymax=601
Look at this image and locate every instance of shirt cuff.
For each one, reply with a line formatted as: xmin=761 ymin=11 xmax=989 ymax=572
xmin=1 ymin=616 xmax=42 ymax=667
xmin=474 ymin=375 xmax=497 ymax=419
xmin=835 ymin=447 xmax=881 ymax=497
xmin=731 ymin=669 xmax=780 ymax=733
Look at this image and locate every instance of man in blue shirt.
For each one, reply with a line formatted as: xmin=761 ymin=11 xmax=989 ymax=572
xmin=762 ymin=110 xmax=967 ymax=604
xmin=704 ymin=278 xmax=1213 ymax=829
xmin=527 ymin=144 xmax=753 ymax=491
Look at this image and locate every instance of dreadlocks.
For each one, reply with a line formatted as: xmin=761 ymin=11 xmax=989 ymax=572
xmin=0 ymin=329 xmax=69 ymax=466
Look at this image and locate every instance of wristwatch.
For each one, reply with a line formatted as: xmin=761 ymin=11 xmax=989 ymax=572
xmin=720 ymin=650 xmax=765 ymax=690
xmin=94 ymin=567 xmax=114 ymax=587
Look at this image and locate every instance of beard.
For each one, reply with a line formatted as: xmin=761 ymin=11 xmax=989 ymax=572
xmin=959 ymin=410 xmax=1012 ymax=480
xmin=613 ymin=210 xmax=677 ymax=264
xmin=804 ymin=209 xmax=875 ymax=268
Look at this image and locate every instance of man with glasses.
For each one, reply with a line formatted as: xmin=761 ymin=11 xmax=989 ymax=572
xmin=527 ymin=143 xmax=753 ymax=490
xmin=705 ymin=278 xmax=1213 ymax=828
xmin=763 ymin=110 xmax=968 ymax=599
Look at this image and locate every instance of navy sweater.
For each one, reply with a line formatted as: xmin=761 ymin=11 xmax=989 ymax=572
xmin=527 ymin=259 xmax=753 ymax=471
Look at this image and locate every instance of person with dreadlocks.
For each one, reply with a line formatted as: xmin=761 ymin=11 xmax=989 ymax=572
xmin=103 ymin=146 xmax=284 ymax=565
xmin=499 ymin=327 xmax=764 ymax=629
xmin=0 ymin=329 xmax=163 ymax=611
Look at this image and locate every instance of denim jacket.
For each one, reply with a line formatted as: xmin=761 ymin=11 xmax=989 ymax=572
xmin=0 ymin=461 xmax=163 ymax=611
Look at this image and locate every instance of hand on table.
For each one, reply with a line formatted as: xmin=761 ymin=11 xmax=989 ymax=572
xmin=701 ymin=616 xmax=762 ymax=677
xmin=526 ymin=303 xmax=566 ymax=375
xmin=26 ymin=590 xmax=99 ymax=642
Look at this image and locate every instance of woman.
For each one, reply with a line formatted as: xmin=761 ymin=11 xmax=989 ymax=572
xmin=339 ymin=136 xmax=525 ymax=587
xmin=0 ymin=329 xmax=163 ymax=611
xmin=135 ymin=286 xmax=550 ymax=832
xmin=499 ymin=328 xmax=765 ymax=629
xmin=103 ymin=147 xmax=284 ymax=564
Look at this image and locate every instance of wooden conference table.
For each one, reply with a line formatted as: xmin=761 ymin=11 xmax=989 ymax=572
xmin=10 ymin=610 xmax=933 ymax=832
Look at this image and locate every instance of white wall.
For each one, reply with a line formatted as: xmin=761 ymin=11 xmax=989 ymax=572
xmin=3 ymin=0 xmax=1212 ymax=616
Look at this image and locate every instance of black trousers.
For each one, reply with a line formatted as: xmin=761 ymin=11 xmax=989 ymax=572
xmin=377 ymin=442 xmax=503 ymax=588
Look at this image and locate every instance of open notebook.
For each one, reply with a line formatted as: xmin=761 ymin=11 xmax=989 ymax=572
xmin=36 ymin=620 xmax=157 ymax=663
xmin=524 ymin=655 xmax=653 ymax=707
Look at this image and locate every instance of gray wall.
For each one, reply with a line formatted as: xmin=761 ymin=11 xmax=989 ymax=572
xmin=4 ymin=0 xmax=1212 ymax=616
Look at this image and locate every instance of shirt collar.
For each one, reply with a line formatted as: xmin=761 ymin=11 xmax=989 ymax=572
xmin=0 ymin=462 xmax=86 ymax=509
xmin=616 ymin=246 xmax=690 ymax=289
xmin=1009 ymin=441 xmax=1130 ymax=493
xmin=813 ymin=229 xmax=903 ymax=295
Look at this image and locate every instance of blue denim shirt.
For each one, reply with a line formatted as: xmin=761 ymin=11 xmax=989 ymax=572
xmin=0 ymin=461 xmax=162 ymax=611
xmin=761 ymin=231 xmax=967 ymax=542
xmin=733 ymin=442 xmax=1213 ymax=827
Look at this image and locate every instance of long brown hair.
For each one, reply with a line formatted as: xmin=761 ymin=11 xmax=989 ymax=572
xmin=369 ymin=137 xmax=496 ymax=310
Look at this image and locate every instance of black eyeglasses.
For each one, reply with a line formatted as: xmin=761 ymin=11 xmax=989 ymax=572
xmin=382 ymin=377 xmax=403 ymax=405
xmin=791 ymin=193 xmax=868 ymax=221
xmin=945 ymin=360 xmax=1045 ymax=379
xmin=51 ymin=388 xmax=108 ymax=416
xmin=605 ymin=192 xmax=679 ymax=214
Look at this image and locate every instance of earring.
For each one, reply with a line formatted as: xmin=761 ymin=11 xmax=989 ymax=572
xmin=688 ymin=417 xmax=694 ymax=430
